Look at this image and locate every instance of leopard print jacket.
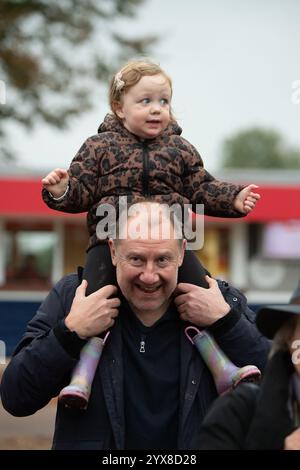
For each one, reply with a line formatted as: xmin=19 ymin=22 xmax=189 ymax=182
xmin=42 ymin=114 xmax=244 ymax=249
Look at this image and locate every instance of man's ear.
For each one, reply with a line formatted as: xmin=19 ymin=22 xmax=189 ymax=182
xmin=178 ymin=239 xmax=187 ymax=267
xmin=112 ymin=101 xmax=124 ymax=120
xmin=108 ymin=238 xmax=118 ymax=267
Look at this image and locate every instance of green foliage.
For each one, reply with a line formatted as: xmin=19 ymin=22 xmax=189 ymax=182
xmin=221 ymin=128 xmax=300 ymax=169
xmin=0 ymin=0 xmax=154 ymax=161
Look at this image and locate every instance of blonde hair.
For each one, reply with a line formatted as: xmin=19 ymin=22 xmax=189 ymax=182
xmin=109 ymin=59 xmax=174 ymax=120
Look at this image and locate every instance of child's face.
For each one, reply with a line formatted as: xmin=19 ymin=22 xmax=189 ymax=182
xmin=115 ymin=74 xmax=172 ymax=139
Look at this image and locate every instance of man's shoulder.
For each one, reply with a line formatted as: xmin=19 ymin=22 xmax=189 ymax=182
xmin=52 ymin=272 xmax=79 ymax=295
xmin=217 ymin=279 xmax=247 ymax=305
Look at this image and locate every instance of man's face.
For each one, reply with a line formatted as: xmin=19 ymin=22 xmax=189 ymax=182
xmin=115 ymin=74 xmax=171 ymax=139
xmin=109 ymin=235 xmax=185 ymax=320
xmin=289 ymin=315 xmax=300 ymax=375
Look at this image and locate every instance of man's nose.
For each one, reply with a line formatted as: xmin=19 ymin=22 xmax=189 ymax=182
xmin=139 ymin=264 xmax=159 ymax=284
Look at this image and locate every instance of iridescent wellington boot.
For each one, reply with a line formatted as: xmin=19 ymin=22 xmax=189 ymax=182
xmin=185 ymin=326 xmax=261 ymax=395
xmin=58 ymin=332 xmax=110 ymax=409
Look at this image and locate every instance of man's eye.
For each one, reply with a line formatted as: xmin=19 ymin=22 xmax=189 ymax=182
xmin=158 ymin=257 xmax=169 ymax=266
xmin=130 ymin=257 xmax=143 ymax=265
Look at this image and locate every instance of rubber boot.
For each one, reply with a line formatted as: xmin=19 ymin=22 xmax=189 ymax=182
xmin=58 ymin=333 xmax=109 ymax=409
xmin=185 ymin=326 xmax=261 ymax=395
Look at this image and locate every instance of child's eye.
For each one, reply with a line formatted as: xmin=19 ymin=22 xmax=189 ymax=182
xmin=141 ymin=98 xmax=150 ymax=104
xmin=160 ymin=98 xmax=169 ymax=105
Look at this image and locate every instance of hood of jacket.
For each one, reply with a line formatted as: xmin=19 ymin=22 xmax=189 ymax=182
xmin=97 ymin=113 xmax=182 ymax=139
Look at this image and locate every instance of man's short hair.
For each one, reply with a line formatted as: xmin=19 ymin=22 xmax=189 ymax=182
xmin=114 ymin=199 xmax=184 ymax=244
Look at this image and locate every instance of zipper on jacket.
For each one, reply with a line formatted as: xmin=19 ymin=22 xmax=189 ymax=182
xmin=141 ymin=141 xmax=150 ymax=196
xmin=139 ymin=334 xmax=146 ymax=353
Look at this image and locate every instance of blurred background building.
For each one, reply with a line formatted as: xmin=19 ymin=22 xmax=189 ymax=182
xmin=0 ymin=0 xmax=299 ymax=449
xmin=0 ymin=168 xmax=299 ymax=355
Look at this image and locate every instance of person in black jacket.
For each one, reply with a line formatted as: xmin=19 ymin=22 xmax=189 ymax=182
xmin=0 ymin=201 xmax=269 ymax=450
xmin=198 ymin=301 xmax=300 ymax=450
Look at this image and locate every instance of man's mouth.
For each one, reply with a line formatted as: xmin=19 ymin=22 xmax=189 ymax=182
xmin=136 ymin=284 xmax=160 ymax=293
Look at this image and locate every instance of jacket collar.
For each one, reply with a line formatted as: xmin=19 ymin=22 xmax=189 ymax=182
xmin=97 ymin=113 xmax=182 ymax=140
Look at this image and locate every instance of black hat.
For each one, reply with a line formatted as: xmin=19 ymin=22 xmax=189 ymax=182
xmin=256 ymin=304 xmax=300 ymax=339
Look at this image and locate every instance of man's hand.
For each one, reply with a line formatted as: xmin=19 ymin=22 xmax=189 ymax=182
xmin=284 ymin=427 xmax=300 ymax=450
xmin=42 ymin=168 xmax=69 ymax=198
xmin=174 ymin=276 xmax=230 ymax=327
xmin=65 ymin=280 xmax=121 ymax=338
xmin=233 ymin=184 xmax=260 ymax=214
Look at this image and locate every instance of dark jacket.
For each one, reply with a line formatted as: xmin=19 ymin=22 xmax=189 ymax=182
xmin=0 ymin=274 xmax=269 ymax=450
xmin=198 ymin=350 xmax=296 ymax=450
xmin=42 ymin=114 xmax=244 ymax=249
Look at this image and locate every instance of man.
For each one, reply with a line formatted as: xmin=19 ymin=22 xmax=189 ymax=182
xmin=1 ymin=202 xmax=269 ymax=450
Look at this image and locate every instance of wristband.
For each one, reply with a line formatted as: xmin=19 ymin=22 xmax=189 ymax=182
xmin=48 ymin=183 xmax=69 ymax=201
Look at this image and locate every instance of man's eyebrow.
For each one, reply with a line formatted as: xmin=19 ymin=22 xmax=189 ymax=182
xmin=126 ymin=251 xmax=143 ymax=257
xmin=126 ymin=250 xmax=174 ymax=258
xmin=155 ymin=251 xmax=174 ymax=258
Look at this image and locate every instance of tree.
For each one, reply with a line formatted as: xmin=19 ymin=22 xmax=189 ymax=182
xmin=0 ymin=0 xmax=155 ymax=160
xmin=221 ymin=128 xmax=300 ymax=169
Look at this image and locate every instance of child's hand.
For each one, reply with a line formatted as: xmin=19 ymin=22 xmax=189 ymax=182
xmin=42 ymin=168 xmax=69 ymax=198
xmin=233 ymin=184 xmax=260 ymax=214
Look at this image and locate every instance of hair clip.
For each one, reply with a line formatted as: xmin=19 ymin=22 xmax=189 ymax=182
xmin=114 ymin=71 xmax=125 ymax=92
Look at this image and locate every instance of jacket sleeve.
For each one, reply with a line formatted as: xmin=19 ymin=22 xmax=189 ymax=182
xmin=0 ymin=276 xmax=79 ymax=417
xmin=182 ymin=141 xmax=245 ymax=218
xmin=207 ymin=281 xmax=270 ymax=372
xmin=197 ymin=383 xmax=259 ymax=450
xmin=42 ymin=136 xmax=101 ymax=213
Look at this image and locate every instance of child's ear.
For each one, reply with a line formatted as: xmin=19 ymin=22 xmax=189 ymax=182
xmin=113 ymin=101 xmax=124 ymax=120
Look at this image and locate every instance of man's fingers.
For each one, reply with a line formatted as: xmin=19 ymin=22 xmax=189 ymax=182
xmin=176 ymin=282 xmax=198 ymax=293
xmin=107 ymin=297 xmax=121 ymax=308
xmin=94 ymin=284 xmax=118 ymax=298
xmin=75 ymin=279 xmax=88 ymax=299
xmin=174 ymin=293 xmax=187 ymax=306
xmin=110 ymin=308 xmax=119 ymax=318
xmin=107 ymin=318 xmax=115 ymax=329
xmin=176 ymin=304 xmax=186 ymax=314
xmin=204 ymin=275 xmax=217 ymax=288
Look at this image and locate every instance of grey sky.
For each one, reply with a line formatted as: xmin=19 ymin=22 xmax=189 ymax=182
xmin=8 ymin=0 xmax=300 ymax=173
